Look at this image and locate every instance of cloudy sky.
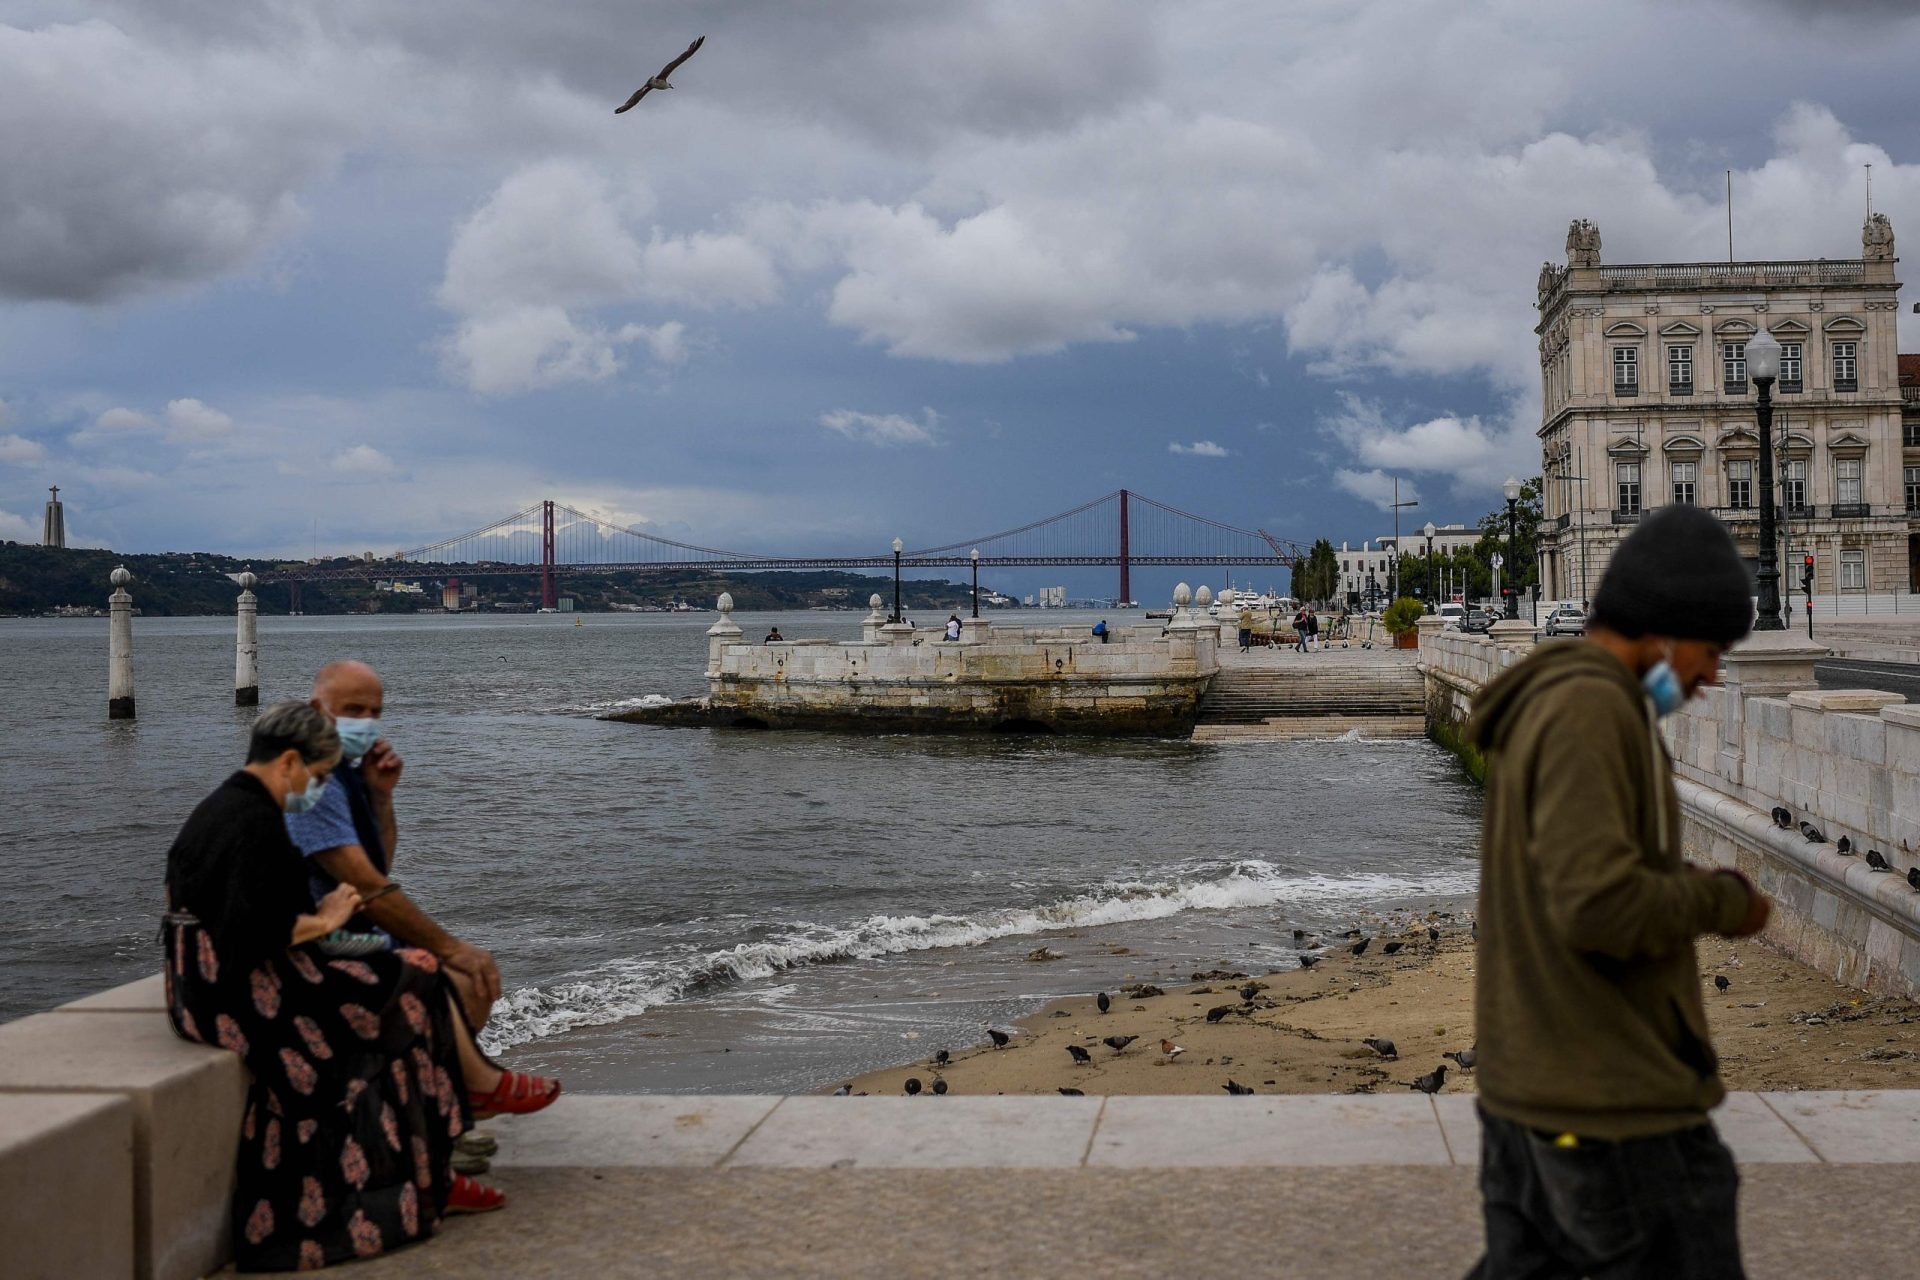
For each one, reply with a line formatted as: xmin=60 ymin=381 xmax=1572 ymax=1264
xmin=2 ymin=0 xmax=1917 ymax=597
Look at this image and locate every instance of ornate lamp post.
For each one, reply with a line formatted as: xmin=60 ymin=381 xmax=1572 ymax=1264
xmin=891 ymin=537 xmax=904 ymax=623
xmin=1422 ymin=521 xmax=1436 ymax=611
xmin=970 ymin=547 xmax=980 ymax=618
xmin=1747 ymin=329 xmax=1785 ymax=630
xmin=1502 ymin=476 xmax=1522 ymax=619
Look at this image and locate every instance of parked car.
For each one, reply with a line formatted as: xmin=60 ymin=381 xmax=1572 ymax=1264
xmin=1542 ymin=605 xmax=1587 ymax=637
xmin=1459 ymin=607 xmax=1496 ymax=634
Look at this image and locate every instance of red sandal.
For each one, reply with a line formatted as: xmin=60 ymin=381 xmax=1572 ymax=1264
xmin=468 ymin=1069 xmax=562 ymax=1119
xmin=446 ymin=1173 xmax=506 ymax=1215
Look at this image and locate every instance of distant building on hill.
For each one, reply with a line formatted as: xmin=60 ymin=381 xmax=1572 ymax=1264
xmin=41 ymin=486 xmax=65 ymax=548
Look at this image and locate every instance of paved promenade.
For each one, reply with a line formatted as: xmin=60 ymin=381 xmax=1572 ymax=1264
xmin=338 ymin=1091 xmax=1920 ymax=1279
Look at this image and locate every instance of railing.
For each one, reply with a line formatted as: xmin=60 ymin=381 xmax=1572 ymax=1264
xmin=1798 ymin=592 xmax=1920 ymax=617
xmin=1553 ymin=513 xmax=1571 ymax=529
xmin=1712 ymin=506 xmax=1758 ymax=521
xmin=1596 ymin=260 xmax=1866 ymax=288
xmin=1611 ymin=510 xmax=1641 ymax=525
xmin=1902 ymin=386 xmax=1920 ymax=405
xmin=1613 ymin=382 xmax=1638 ymax=397
xmin=1830 ymin=503 xmax=1871 ymax=519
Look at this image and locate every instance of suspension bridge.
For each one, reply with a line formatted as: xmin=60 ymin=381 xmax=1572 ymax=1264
xmin=264 ymin=489 xmax=1304 ymax=610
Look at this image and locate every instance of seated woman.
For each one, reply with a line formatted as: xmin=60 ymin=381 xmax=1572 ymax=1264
xmin=162 ymin=702 xmax=560 ymax=1272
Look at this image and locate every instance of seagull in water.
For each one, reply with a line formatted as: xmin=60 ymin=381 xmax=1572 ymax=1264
xmin=615 ymin=36 xmax=706 ymax=113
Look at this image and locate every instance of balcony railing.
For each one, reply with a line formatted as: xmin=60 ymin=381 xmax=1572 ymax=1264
xmin=1831 ymin=503 xmax=1871 ymax=519
xmin=1668 ymin=382 xmax=1694 ymax=396
xmin=1723 ymin=381 xmax=1749 ymax=396
xmin=1712 ymin=506 xmax=1758 ymax=522
xmin=1597 ymin=260 xmax=1865 ymax=288
xmin=1553 ymin=513 xmax=1571 ymax=529
xmin=1613 ymin=383 xmax=1638 ymax=397
xmin=1834 ymin=378 xmax=1858 ymax=393
xmin=1611 ymin=510 xmax=1642 ymax=525
xmin=1779 ymin=381 xmax=1803 ymax=394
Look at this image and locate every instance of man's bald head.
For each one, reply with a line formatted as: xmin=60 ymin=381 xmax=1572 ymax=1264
xmin=311 ymin=661 xmax=384 ymax=719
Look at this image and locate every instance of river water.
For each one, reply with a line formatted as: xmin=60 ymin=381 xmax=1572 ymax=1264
xmin=0 ymin=610 xmax=1483 ymax=1093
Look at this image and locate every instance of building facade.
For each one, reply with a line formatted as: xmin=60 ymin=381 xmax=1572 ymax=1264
xmin=1332 ymin=524 xmax=1484 ymax=606
xmin=1534 ymin=215 xmax=1906 ymax=603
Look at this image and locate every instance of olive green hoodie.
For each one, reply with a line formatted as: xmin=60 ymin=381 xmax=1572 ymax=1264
xmin=1466 ymin=641 xmax=1754 ymax=1139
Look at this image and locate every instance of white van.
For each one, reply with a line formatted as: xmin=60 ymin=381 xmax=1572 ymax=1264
xmin=1437 ymin=602 xmax=1466 ymax=629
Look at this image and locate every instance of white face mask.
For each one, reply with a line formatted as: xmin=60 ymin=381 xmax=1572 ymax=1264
xmin=283 ymin=767 xmax=327 ymax=813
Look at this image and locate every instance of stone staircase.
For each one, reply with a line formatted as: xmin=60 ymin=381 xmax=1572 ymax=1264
xmin=1193 ymin=662 xmax=1427 ymax=740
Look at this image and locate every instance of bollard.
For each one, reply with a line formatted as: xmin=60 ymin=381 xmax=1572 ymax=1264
xmin=234 ymin=571 xmax=259 ymax=706
xmin=107 ymin=566 xmax=135 ymax=719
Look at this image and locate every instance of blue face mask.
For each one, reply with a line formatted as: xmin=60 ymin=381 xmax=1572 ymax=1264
xmin=284 ymin=771 xmax=327 ymax=814
xmin=1642 ymin=648 xmax=1686 ymax=718
xmin=334 ymin=716 xmax=381 ymax=761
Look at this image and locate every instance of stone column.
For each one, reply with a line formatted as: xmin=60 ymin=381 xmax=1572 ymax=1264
xmin=860 ymin=594 xmax=886 ymax=643
xmin=706 ymin=592 xmax=742 ymax=679
xmin=1215 ymin=587 xmax=1238 ymax=648
xmin=1166 ymin=583 xmax=1197 ymax=674
xmin=1713 ymin=630 xmax=1832 ymax=777
xmin=1415 ymin=614 xmax=1446 ymax=654
xmin=107 ymin=566 xmax=135 ymax=719
xmin=961 ymin=616 xmax=992 ymax=643
xmin=234 ymin=572 xmax=259 ymax=706
xmin=1488 ymin=618 xmax=1537 ymax=653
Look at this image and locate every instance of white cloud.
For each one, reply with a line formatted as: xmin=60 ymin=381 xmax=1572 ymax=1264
xmin=164 ymin=397 xmax=234 ymax=440
xmin=1168 ymin=440 xmax=1229 ymax=458
xmin=1334 ymin=469 xmax=1421 ymax=511
xmin=93 ymin=407 xmax=155 ymax=432
xmin=0 ymin=434 xmax=46 ymax=464
xmin=0 ymin=508 xmax=36 ymax=541
xmin=328 ymin=444 xmax=396 ymax=477
xmin=1319 ymin=392 xmax=1534 ymax=496
xmin=818 ymin=407 xmax=940 ymax=447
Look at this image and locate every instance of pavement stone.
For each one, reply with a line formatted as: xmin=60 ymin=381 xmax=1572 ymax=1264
xmin=1089 ymin=1093 xmax=1452 ymax=1167
xmin=1760 ymin=1089 xmax=1920 ymax=1162
xmin=726 ymin=1095 xmax=1104 ymax=1169
xmin=493 ymin=1095 xmax=782 ymax=1168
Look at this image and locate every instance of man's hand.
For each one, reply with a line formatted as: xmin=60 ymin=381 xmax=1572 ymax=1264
xmin=1717 ymin=870 xmax=1771 ymax=938
xmin=442 ymin=940 xmax=503 ymax=1007
xmin=362 ymin=739 xmax=404 ymax=797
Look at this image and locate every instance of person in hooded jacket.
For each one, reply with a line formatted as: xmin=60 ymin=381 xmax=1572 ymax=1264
xmin=1463 ymin=505 xmax=1770 ymax=1280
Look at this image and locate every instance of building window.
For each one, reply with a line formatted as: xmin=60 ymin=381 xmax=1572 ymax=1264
xmin=1906 ymin=421 xmax=1920 ymax=448
xmin=1613 ymin=347 xmax=1638 ymax=395
xmin=1836 ymin=457 xmax=1863 ymax=506
xmin=1780 ymin=343 xmax=1802 ymax=392
xmin=1905 ymin=465 xmax=1920 ymax=513
xmin=1668 ymin=345 xmax=1694 ymax=394
xmin=1783 ymin=459 xmax=1807 ymax=513
xmin=1722 ymin=341 xmax=1747 ymax=392
xmin=1727 ymin=459 xmax=1753 ymax=509
xmin=1616 ymin=461 xmax=1642 ymax=515
xmin=1840 ymin=548 xmax=1866 ymax=591
xmin=1833 ymin=341 xmax=1858 ymax=392
xmin=1671 ymin=461 xmax=1697 ymax=506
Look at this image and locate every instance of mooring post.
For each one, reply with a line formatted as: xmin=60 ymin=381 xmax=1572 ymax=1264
xmin=235 ymin=571 xmax=260 ymax=706
xmin=108 ymin=566 xmax=135 ymax=719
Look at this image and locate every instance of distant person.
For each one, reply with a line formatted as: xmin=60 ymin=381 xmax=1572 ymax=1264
xmin=1463 ymin=506 xmax=1769 ymax=1279
xmin=1092 ymin=619 xmax=1110 ymax=644
xmin=162 ymin=702 xmax=538 ymax=1268
xmin=1293 ymin=606 xmax=1310 ymax=654
xmin=764 ymin=627 xmax=784 ymax=642
xmin=945 ymin=614 xmax=962 ymax=641
xmin=1235 ymin=605 xmax=1254 ymax=653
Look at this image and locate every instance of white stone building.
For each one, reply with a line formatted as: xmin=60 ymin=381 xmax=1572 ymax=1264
xmin=1534 ymin=215 xmax=1906 ymax=602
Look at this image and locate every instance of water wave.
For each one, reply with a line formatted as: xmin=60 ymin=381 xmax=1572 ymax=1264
xmin=564 ymin=693 xmax=677 ymax=713
xmin=479 ymin=861 xmax=1475 ymax=1052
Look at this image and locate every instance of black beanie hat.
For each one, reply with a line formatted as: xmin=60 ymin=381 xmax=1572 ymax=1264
xmin=1591 ymin=505 xmax=1753 ymax=644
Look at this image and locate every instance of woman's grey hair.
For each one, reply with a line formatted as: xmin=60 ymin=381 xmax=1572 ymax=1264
xmin=246 ymin=700 xmax=341 ymax=766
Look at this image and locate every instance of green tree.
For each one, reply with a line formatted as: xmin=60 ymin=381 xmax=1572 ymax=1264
xmin=1290 ymin=538 xmax=1340 ymax=605
xmin=1472 ymin=474 xmax=1545 ymax=607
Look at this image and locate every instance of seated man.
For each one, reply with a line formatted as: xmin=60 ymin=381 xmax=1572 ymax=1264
xmin=1091 ymin=619 xmax=1110 ymax=644
xmin=765 ymin=627 xmax=784 ymax=642
xmin=287 ymin=661 xmax=505 ymax=1035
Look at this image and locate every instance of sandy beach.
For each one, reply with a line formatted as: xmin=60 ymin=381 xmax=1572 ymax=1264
xmin=839 ymin=911 xmax=1920 ymax=1098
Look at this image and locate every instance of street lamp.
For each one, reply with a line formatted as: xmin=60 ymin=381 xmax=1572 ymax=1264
xmin=891 ymin=537 xmax=904 ymax=623
xmin=1747 ymin=328 xmax=1785 ymax=630
xmin=1502 ymin=476 xmax=1522 ymax=619
xmin=1422 ymin=521 xmax=1436 ymax=612
xmin=1389 ymin=476 xmax=1418 ymax=600
xmin=969 ymin=547 xmax=980 ymax=619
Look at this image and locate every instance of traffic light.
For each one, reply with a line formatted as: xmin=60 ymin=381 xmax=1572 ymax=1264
xmin=1801 ymin=553 xmax=1814 ymax=594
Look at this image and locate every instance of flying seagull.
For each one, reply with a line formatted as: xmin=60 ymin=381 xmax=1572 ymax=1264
xmin=615 ymin=36 xmax=706 ymax=113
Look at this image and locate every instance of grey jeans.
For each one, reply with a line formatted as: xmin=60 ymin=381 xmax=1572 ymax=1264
xmin=1466 ymin=1107 xmax=1744 ymax=1280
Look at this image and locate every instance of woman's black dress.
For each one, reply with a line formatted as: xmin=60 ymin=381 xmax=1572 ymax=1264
xmin=161 ymin=771 xmax=471 ymax=1272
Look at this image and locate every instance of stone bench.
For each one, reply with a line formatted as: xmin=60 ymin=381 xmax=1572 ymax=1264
xmin=0 ymin=975 xmax=245 ymax=1280
xmin=0 ymin=1092 xmax=135 ymax=1279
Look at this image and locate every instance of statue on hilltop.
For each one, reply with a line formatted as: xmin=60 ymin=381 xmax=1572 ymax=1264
xmin=1566 ymin=219 xmax=1601 ymax=269
xmin=1863 ymin=212 xmax=1894 ymax=262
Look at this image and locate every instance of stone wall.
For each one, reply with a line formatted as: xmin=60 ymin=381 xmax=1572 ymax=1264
xmin=1421 ymin=624 xmax=1920 ymax=998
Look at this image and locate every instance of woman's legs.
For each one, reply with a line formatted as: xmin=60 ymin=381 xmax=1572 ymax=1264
xmin=447 ymin=995 xmax=503 ymax=1094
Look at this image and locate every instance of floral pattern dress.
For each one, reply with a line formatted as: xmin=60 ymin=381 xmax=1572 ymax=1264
xmin=162 ymin=772 xmax=472 ymax=1272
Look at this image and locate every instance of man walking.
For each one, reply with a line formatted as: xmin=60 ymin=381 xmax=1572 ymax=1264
xmin=1464 ymin=506 xmax=1770 ymax=1279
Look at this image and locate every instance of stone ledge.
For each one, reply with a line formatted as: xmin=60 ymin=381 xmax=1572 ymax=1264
xmin=0 ymin=1092 xmax=135 ymax=1280
xmin=1786 ymin=688 xmax=1906 ymax=712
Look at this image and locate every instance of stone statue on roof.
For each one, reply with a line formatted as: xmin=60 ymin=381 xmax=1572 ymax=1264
xmin=1565 ymin=219 xmax=1601 ymax=268
xmin=1537 ymin=261 xmax=1566 ymax=309
xmin=1863 ymin=212 xmax=1894 ymax=262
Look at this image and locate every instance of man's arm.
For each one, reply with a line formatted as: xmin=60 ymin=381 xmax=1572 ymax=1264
xmin=1524 ymin=687 xmax=1757 ymax=960
xmin=310 ymin=843 xmax=501 ymax=1005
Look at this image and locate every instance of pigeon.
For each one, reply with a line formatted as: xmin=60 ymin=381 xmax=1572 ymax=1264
xmin=1223 ymin=1079 xmax=1256 ymax=1095
xmin=1066 ymin=1044 xmax=1092 ymax=1064
xmin=931 ymin=1049 xmax=950 ymax=1066
xmin=1350 ymin=938 xmax=1370 ymax=956
xmin=1714 ymin=975 xmax=1731 ymax=993
xmin=1363 ymin=1037 xmax=1398 ymax=1060
xmin=1382 ymin=941 xmax=1404 ymax=955
xmin=1297 ymin=954 xmax=1321 ymax=970
xmin=615 ymin=36 xmax=706 ymax=113
xmin=903 ymin=1077 xmax=922 ymax=1096
xmin=1800 ymin=820 xmax=1824 ymax=842
xmin=1409 ymin=1065 xmax=1449 ymax=1094
xmin=832 ymin=1084 xmax=852 ymax=1097
xmin=1771 ymin=806 xmax=1793 ymax=829
xmin=1057 ymin=1087 xmax=1085 ymax=1096
xmin=1239 ymin=983 xmax=1261 ymax=1003
xmin=1443 ymin=1047 xmax=1477 ymax=1071
xmin=931 ymin=1077 xmax=948 ymax=1095
xmin=1160 ymin=1039 xmax=1186 ymax=1059
xmin=1908 ymin=867 xmax=1920 ymax=892
xmin=1103 ymin=1035 xmax=1137 ymax=1052
xmin=1206 ymin=1005 xmax=1236 ymax=1023
xmin=1837 ymin=836 xmax=1853 ymax=855
xmin=1096 ymin=991 xmax=1111 ymax=1014
xmin=1867 ymin=850 xmax=1893 ymax=872
xmin=1428 ymin=926 xmax=1441 ymax=944
xmin=986 ymin=1027 xmax=1010 ymax=1048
